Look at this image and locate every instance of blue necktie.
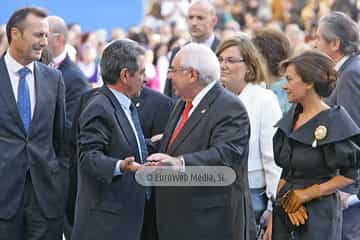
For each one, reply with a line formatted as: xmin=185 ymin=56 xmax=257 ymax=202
xmin=130 ymin=104 xmax=148 ymax=163
xmin=130 ymin=104 xmax=151 ymax=199
xmin=17 ymin=67 xmax=31 ymax=133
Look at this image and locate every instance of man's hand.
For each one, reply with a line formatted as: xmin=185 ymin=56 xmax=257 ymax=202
xmin=120 ymin=156 xmax=141 ymax=172
xmin=151 ymin=134 xmax=163 ymax=143
xmin=146 ymin=153 xmax=183 ymax=169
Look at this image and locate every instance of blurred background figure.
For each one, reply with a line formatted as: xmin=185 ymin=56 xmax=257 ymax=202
xmin=252 ymin=27 xmax=292 ymax=113
xmin=0 ymin=24 xmax=8 ymax=55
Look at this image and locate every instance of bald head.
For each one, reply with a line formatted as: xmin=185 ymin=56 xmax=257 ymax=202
xmin=187 ymin=0 xmax=217 ymax=42
xmin=189 ymin=0 xmax=216 ymax=16
xmin=48 ymin=16 xmax=68 ymax=43
xmin=47 ymin=15 xmax=68 ymax=57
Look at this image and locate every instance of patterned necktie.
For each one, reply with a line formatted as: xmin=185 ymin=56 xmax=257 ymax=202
xmin=17 ymin=67 xmax=31 ymax=133
xmin=168 ymin=101 xmax=193 ymax=148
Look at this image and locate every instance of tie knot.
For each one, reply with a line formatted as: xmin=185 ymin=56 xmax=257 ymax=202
xmin=185 ymin=101 xmax=193 ymax=111
xmin=18 ymin=67 xmax=31 ymax=79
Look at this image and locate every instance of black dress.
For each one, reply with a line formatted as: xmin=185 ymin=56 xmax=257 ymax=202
xmin=272 ymin=105 xmax=360 ymax=240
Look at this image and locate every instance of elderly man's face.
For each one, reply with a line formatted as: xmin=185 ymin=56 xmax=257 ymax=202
xmin=167 ymin=54 xmax=193 ymax=100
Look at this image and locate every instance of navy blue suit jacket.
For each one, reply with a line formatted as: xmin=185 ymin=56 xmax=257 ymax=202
xmin=0 ymin=56 xmax=68 ymax=219
xmin=72 ymin=86 xmax=145 ymax=240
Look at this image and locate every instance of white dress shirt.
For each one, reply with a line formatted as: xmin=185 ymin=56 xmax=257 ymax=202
xmin=239 ymin=83 xmax=282 ymax=198
xmin=52 ymin=49 xmax=67 ymax=68
xmin=4 ymin=52 xmax=36 ymax=119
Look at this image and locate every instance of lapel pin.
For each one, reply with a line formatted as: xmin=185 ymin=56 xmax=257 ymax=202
xmin=201 ymin=109 xmax=206 ymax=114
xmin=135 ymin=102 xmax=140 ymax=108
xmin=312 ymin=125 xmax=327 ymax=148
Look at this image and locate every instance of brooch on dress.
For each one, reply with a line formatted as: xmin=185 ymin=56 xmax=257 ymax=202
xmin=312 ymin=125 xmax=327 ymax=148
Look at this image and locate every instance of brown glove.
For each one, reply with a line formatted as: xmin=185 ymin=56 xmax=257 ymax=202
xmin=287 ymin=205 xmax=308 ymax=226
xmin=283 ymin=184 xmax=321 ymax=213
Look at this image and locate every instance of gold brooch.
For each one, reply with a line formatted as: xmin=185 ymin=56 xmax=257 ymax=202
xmin=312 ymin=125 xmax=327 ymax=148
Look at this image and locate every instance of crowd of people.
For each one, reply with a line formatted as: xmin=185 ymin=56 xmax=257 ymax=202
xmin=1 ymin=0 xmax=360 ymax=240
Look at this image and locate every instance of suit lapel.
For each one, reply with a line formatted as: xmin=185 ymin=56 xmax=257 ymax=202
xmin=0 ymin=56 xmax=27 ymax=134
xmin=160 ymin=100 xmax=184 ymax=152
xmin=167 ymin=83 xmax=221 ymax=154
xmin=210 ymin=37 xmax=220 ymax=52
xmin=100 ymin=86 xmax=140 ymax=160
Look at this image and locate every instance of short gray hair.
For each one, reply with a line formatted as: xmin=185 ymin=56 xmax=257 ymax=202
xmin=100 ymin=39 xmax=145 ymax=85
xmin=178 ymin=43 xmax=220 ymax=85
xmin=319 ymin=11 xmax=360 ymax=55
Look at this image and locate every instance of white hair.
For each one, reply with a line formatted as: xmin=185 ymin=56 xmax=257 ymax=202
xmin=178 ymin=43 xmax=220 ymax=85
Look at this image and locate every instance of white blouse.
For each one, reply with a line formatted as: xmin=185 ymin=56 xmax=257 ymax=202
xmin=239 ymin=83 xmax=282 ymax=198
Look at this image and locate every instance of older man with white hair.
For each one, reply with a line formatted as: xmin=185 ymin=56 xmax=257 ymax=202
xmin=147 ymin=43 xmax=256 ymax=240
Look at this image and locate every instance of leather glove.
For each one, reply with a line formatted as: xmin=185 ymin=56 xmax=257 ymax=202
xmin=287 ymin=205 xmax=308 ymax=226
xmin=283 ymin=184 xmax=321 ymax=213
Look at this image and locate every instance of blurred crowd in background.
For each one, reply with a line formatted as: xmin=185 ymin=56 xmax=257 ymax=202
xmin=0 ymin=0 xmax=359 ymax=92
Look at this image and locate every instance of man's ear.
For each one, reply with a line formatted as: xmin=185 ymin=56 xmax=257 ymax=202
xmin=11 ymin=27 xmax=22 ymax=41
xmin=120 ymin=68 xmax=128 ymax=85
xmin=330 ymin=39 xmax=341 ymax=52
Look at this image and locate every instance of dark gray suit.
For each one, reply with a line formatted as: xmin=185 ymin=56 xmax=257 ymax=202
xmin=156 ymin=83 xmax=256 ymax=240
xmin=72 ymin=86 xmax=145 ymax=240
xmin=0 ymin=56 xmax=68 ymax=235
xmin=327 ymin=55 xmax=360 ymax=240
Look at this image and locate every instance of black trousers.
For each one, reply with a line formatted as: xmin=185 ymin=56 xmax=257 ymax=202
xmin=0 ymin=173 xmax=63 ymax=240
xmin=141 ymin=190 xmax=158 ymax=240
xmin=342 ymin=205 xmax=360 ymax=240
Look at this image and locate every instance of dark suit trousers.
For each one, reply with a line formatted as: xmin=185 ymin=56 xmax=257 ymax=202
xmin=0 ymin=173 xmax=63 ymax=240
xmin=141 ymin=191 xmax=158 ymax=240
xmin=342 ymin=205 xmax=360 ymax=240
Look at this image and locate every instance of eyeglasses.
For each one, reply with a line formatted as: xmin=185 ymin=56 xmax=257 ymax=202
xmin=167 ymin=67 xmax=190 ymax=74
xmin=218 ymin=57 xmax=245 ymax=65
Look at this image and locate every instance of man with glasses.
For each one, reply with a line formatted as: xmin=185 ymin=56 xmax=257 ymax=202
xmin=147 ymin=43 xmax=256 ymax=240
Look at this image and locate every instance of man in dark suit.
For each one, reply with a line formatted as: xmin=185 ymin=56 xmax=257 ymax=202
xmin=47 ymin=15 xmax=89 ymax=240
xmin=0 ymin=7 xmax=67 ymax=240
xmin=147 ymin=43 xmax=256 ymax=240
xmin=315 ymin=11 xmax=360 ymax=240
xmin=72 ymin=39 xmax=148 ymax=240
xmin=164 ymin=0 xmax=220 ymax=98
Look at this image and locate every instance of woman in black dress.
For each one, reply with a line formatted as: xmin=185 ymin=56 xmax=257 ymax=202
xmin=263 ymin=50 xmax=360 ymax=240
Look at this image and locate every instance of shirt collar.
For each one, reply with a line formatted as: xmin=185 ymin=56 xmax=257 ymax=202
xmin=52 ymin=49 xmax=67 ymax=66
xmin=108 ymin=87 xmax=132 ymax=110
xmin=239 ymin=83 xmax=252 ymax=101
xmin=191 ymin=80 xmax=217 ymax=109
xmin=5 ymin=51 xmax=35 ymax=75
xmin=194 ymin=34 xmax=215 ymax=49
xmin=335 ymin=56 xmax=350 ymax=71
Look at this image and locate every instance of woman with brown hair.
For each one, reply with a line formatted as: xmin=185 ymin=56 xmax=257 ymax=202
xmin=216 ymin=33 xmax=282 ymax=233
xmin=263 ymin=50 xmax=360 ymax=240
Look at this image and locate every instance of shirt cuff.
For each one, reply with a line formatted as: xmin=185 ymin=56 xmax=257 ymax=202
xmin=178 ymin=155 xmax=185 ymax=172
xmin=347 ymin=194 xmax=360 ymax=207
xmin=113 ymin=160 xmax=123 ymax=176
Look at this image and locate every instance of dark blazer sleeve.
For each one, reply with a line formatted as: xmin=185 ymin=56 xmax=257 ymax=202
xmin=63 ymin=67 xmax=89 ymax=122
xmin=327 ymin=67 xmax=360 ymax=124
xmin=53 ymin=72 xmax=68 ymax=165
xmin=183 ymin=101 xmax=250 ymax=167
xmin=78 ymin=100 xmax=119 ymax=184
